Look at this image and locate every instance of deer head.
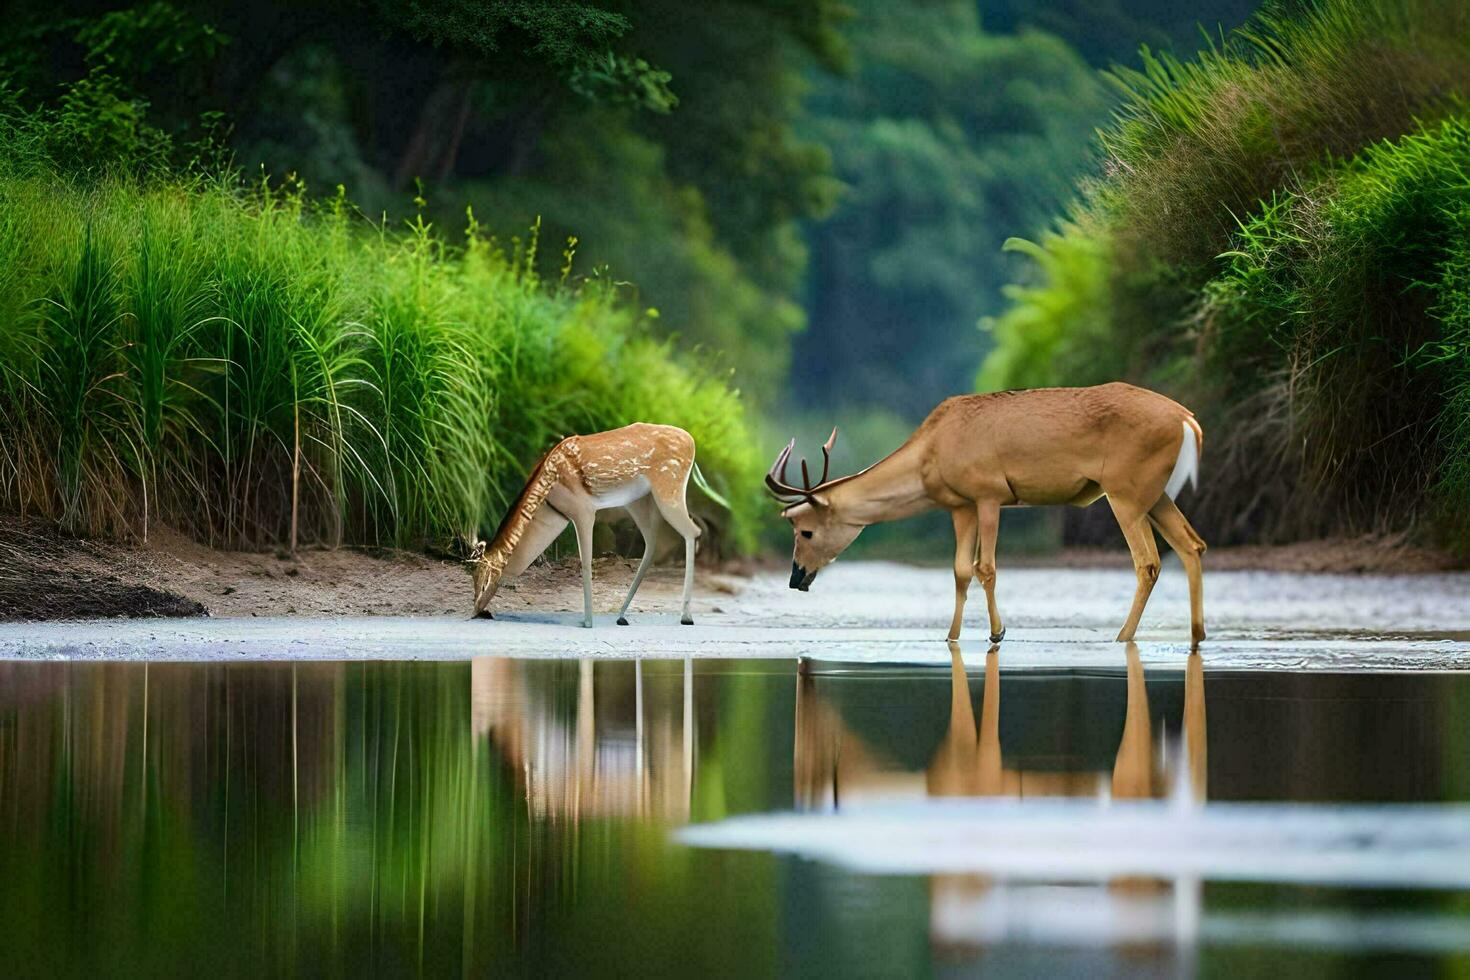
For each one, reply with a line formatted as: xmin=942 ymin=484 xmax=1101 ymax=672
xmin=766 ymin=429 xmax=864 ymax=590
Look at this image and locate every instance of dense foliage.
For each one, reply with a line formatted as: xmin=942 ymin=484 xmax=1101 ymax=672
xmin=981 ymin=0 xmax=1470 ymax=546
xmin=0 ymin=115 xmax=764 ymax=553
xmin=1199 ymin=118 xmax=1470 ymax=542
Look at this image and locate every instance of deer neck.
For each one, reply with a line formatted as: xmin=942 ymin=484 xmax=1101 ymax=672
xmin=487 ymin=440 xmax=573 ymax=565
xmin=825 ymin=439 xmax=934 ymax=526
xmin=481 ymin=547 xmax=511 ymax=583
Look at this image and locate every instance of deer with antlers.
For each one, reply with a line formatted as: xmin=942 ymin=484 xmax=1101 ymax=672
xmin=768 ymin=383 xmax=1207 ymax=643
xmin=470 ymin=423 xmax=727 ymax=627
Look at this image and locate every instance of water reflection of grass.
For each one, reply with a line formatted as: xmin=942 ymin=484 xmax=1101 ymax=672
xmin=0 ymin=660 xmax=787 ymax=975
xmin=5 ymin=658 xmax=1469 ymax=972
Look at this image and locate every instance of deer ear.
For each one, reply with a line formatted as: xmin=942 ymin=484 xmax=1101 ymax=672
xmin=469 ymin=540 xmax=486 ymax=561
xmin=811 ymin=492 xmax=832 ymax=509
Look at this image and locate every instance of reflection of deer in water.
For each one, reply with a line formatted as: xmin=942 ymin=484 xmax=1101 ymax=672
xmin=794 ymin=644 xmax=1208 ymax=952
xmin=470 ymin=657 xmax=695 ymax=822
xmin=795 ymin=644 xmax=1206 ymax=809
xmin=470 ymin=424 xmax=728 ymax=627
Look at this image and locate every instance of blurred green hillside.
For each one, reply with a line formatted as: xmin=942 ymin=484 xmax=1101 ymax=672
xmin=792 ymin=0 xmax=1254 ymax=417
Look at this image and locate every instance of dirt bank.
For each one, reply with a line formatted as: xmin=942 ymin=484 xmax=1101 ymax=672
xmin=0 ymin=519 xmax=207 ymax=620
xmin=0 ymin=517 xmax=746 ymax=622
xmin=1 ymin=516 xmax=1460 ymax=622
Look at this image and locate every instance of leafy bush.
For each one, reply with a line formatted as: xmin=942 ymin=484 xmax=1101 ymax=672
xmin=1197 ymin=117 xmax=1470 ymax=540
xmin=1098 ymin=0 xmax=1470 ymax=274
xmin=0 ymin=151 xmax=765 ymax=554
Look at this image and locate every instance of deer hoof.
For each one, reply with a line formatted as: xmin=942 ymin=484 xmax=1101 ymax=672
xmin=681 ymin=616 xmax=694 ymax=626
xmin=989 ymin=628 xmax=1006 ymax=643
xmin=617 ymin=616 xmax=629 ymax=626
xmin=473 ymin=610 xmax=494 ymax=620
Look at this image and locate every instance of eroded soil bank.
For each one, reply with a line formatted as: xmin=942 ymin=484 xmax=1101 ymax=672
xmin=0 ymin=516 xmax=744 ymax=621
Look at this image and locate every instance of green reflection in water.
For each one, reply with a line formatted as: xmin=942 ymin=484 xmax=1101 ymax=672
xmin=2 ymin=656 xmax=1470 ymax=977
xmin=0 ymin=659 xmax=790 ymax=976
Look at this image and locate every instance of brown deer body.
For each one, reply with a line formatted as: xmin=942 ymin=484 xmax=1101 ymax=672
xmin=471 ymin=423 xmax=706 ymax=627
xmin=769 ymin=383 xmax=1207 ymax=643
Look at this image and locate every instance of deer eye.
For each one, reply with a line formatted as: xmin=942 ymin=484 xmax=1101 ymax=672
xmin=800 ymin=530 xmax=814 ymax=539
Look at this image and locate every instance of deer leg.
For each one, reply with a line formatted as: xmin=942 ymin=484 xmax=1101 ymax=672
xmin=1112 ymin=642 xmax=1154 ymax=798
xmin=945 ymin=640 xmax=977 ymax=742
xmin=975 ymin=500 xmax=1004 ymax=643
xmin=948 ymin=507 xmax=978 ymax=640
xmin=929 ymin=640 xmax=978 ymax=797
xmin=1148 ymin=496 xmax=1207 ymax=644
xmin=651 ymin=492 xmax=701 ymax=626
xmin=1109 ymin=497 xmax=1161 ymax=642
xmin=571 ymin=509 xmax=596 ymax=628
xmin=977 ymin=643 xmax=1004 ymax=795
xmin=617 ymin=496 xmax=661 ymax=625
xmin=577 ymin=658 xmax=595 ymax=812
xmin=1183 ymin=647 xmax=1208 ymax=801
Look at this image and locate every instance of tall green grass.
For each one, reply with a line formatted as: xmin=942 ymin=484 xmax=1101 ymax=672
xmin=0 ymin=167 xmax=765 ymax=553
xmin=980 ymin=0 xmax=1470 ymax=547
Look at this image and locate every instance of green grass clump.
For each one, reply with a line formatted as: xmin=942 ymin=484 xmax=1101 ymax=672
xmin=979 ymin=0 xmax=1470 ymax=547
xmin=1197 ymin=117 xmax=1470 ymax=540
xmin=0 ymin=166 xmax=766 ymax=554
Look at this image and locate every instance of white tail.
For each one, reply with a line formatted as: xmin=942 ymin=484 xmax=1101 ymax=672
xmin=1165 ymin=419 xmax=1199 ymax=500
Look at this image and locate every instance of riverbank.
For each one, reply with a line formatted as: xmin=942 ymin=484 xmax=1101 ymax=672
xmin=0 ymin=515 xmax=1461 ymax=622
xmin=3 ymin=557 xmax=1469 ymax=666
xmin=0 ymin=516 xmax=747 ymax=622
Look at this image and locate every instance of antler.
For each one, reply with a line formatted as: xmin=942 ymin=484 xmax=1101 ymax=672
xmin=765 ymin=428 xmax=838 ymax=504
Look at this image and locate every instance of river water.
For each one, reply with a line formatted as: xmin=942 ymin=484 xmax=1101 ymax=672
xmin=2 ymin=651 xmax=1469 ymax=976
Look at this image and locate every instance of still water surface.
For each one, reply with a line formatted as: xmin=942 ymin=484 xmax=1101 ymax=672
xmin=1 ymin=652 xmax=1468 ymax=977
